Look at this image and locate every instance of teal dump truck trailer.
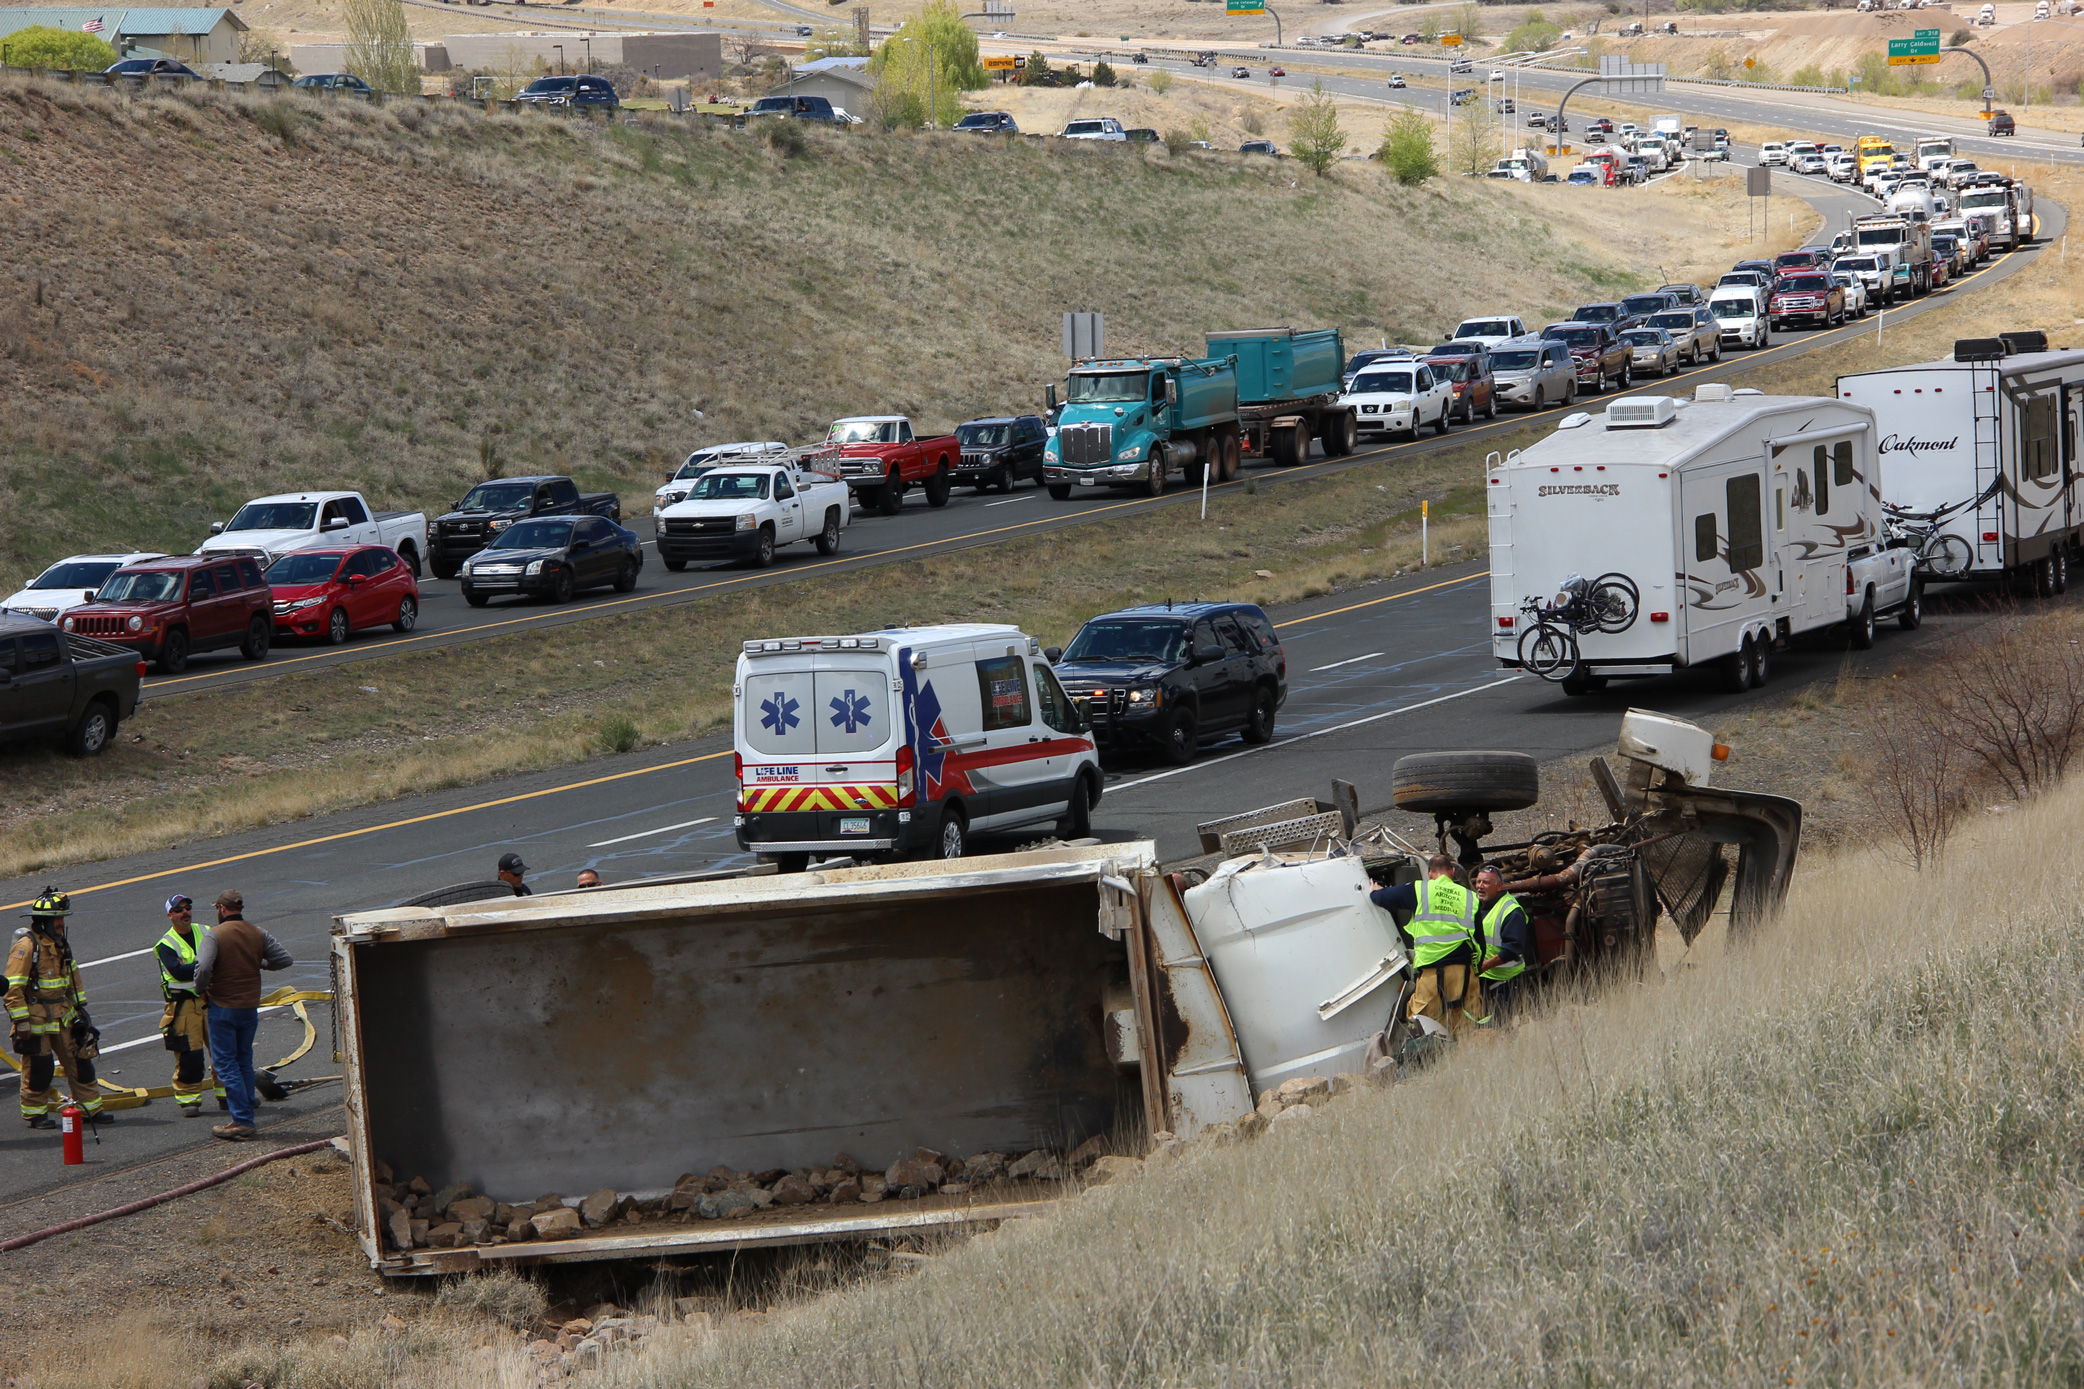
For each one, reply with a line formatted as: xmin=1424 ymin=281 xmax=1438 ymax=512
xmin=1207 ymin=327 xmax=1357 ymax=468
xmin=1043 ymin=356 xmax=1241 ymax=499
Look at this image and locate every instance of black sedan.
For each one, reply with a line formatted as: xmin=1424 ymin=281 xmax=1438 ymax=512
xmin=954 ymin=415 xmax=1048 ymax=492
xmin=457 ymin=516 xmax=642 ymax=607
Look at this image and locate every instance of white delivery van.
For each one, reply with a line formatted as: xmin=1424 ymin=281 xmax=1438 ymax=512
xmin=1488 ymin=385 xmax=1900 ymax=695
xmin=1838 ymin=333 xmax=2084 ymax=592
xmin=1708 ymin=286 xmax=1769 ymax=349
xmin=733 ymin=624 xmax=1102 ymax=869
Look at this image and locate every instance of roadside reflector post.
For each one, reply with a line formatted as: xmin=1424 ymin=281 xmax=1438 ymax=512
xmin=1422 ymin=498 xmax=1429 ymax=567
xmin=1201 ymin=447 xmax=1211 ymax=520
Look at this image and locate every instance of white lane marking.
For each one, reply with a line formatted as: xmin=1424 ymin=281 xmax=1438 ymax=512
xmin=80 ymin=947 xmax=157 ymax=969
xmin=1309 ymin=651 xmax=1385 ymax=672
xmin=587 ymin=816 xmax=718 ymax=848
xmin=984 ymin=496 xmax=1033 ymax=507
xmin=1107 ymin=676 xmax=1524 ymax=794
xmin=100 ymin=1003 xmax=292 ymax=1055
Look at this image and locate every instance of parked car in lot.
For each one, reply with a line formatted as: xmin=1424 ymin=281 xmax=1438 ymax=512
xmin=1240 ymin=140 xmax=1279 ymax=156
xmin=459 ymin=516 xmax=644 ymax=605
xmin=1645 ymin=307 xmax=1720 ymax=363
xmin=430 ymin=476 xmax=621 ymax=579
xmin=823 ymin=416 xmax=963 ymax=516
xmin=1061 ymin=117 xmax=1127 ymax=140
xmin=1 ymin=553 xmax=166 ymax=624
xmin=954 ymin=111 xmax=1020 ymax=134
xmin=0 ymin=615 xmax=144 ymax=757
xmin=1619 ymin=326 xmax=1684 ymax=377
xmin=1340 ymin=359 xmax=1454 ymax=439
xmin=106 ymin=58 xmax=201 ymax=78
xmin=954 ymin=415 xmax=1049 ymax=492
xmin=265 ymin=545 xmax=421 ymax=644
xmin=747 ymin=94 xmax=843 ymax=123
xmin=655 ymin=465 xmax=848 ymax=571
xmin=518 ymin=75 xmax=620 ymax=110
xmin=292 ymin=72 xmax=373 ymax=92
xmin=1488 ymin=338 xmax=1576 ymax=410
xmin=655 ymin=442 xmax=789 ymax=510
xmin=1541 ymin=321 xmax=1632 ymax=393
xmin=1423 ymin=349 xmax=1497 ymax=422
xmin=1768 ymin=271 xmax=1846 ymax=328
xmin=60 ymin=555 xmax=273 ymax=673
xmin=199 ymin=490 xmax=427 ymax=576
xmin=1047 ymin=601 xmax=1286 ymax=764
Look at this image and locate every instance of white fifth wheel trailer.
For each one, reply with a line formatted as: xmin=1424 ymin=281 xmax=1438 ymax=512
xmin=1838 ymin=333 xmax=2084 ymax=595
xmin=1489 ymin=385 xmax=1913 ymax=696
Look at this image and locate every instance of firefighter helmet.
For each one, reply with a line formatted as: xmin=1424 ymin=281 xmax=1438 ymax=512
xmin=26 ymin=888 xmax=70 ymax=919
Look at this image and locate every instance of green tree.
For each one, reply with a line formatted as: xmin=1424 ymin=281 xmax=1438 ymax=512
xmin=869 ymin=1 xmax=986 ymax=125
xmin=344 ymin=0 xmax=419 ymax=94
xmin=1093 ymin=59 xmax=1117 ymax=87
xmin=0 ymin=25 xmax=116 ymax=70
xmin=804 ymin=26 xmax=871 ymax=61
xmin=1147 ymin=67 xmax=1173 ymax=95
xmin=1287 ymin=81 xmax=1347 ymax=177
xmin=1504 ymin=15 xmax=1562 ymax=51
xmin=1449 ymin=101 xmax=1499 ymax=174
xmin=1379 ymin=108 xmax=1438 ymax=185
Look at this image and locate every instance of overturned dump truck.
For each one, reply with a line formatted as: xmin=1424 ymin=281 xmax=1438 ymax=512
xmin=333 ymin=713 xmax=1797 ymax=1277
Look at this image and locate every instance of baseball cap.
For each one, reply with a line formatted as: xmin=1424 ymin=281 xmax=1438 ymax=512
xmin=165 ymin=894 xmax=193 ymax=914
xmin=497 ymin=852 xmax=528 ymax=873
xmin=213 ymin=889 xmax=243 ymax=911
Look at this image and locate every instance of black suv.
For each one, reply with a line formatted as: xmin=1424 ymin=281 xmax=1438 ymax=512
xmin=954 ymin=415 xmax=1048 ymax=492
xmin=1048 ymin=602 xmax=1286 ymax=765
xmin=954 ymin=111 xmax=1019 ymax=134
xmin=518 ymin=75 xmax=620 ymax=110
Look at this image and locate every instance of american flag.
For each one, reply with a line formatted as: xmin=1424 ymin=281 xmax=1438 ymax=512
xmin=82 ymin=16 xmax=105 ymax=30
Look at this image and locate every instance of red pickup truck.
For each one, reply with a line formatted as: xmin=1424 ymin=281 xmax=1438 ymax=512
xmin=822 ymin=416 xmax=961 ymax=516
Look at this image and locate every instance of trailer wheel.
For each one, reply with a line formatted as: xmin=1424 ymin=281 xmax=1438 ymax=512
xmin=1722 ymin=640 xmax=1753 ymax=693
xmin=1270 ymin=425 xmax=1299 ymax=468
xmin=1898 ymin=579 xmax=1923 ymax=630
xmin=1393 ymin=751 xmax=1539 ymax=814
xmin=2036 ymin=555 xmax=2058 ymax=599
xmin=1221 ymin=431 xmax=1242 ymax=480
xmin=1322 ymin=411 xmax=1357 ymax=457
xmin=1850 ymin=590 xmax=1877 ymax=650
xmin=2056 ymin=551 xmax=2069 ymax=594
xmin=1752 ymin=635 xmax=1772 ymax=687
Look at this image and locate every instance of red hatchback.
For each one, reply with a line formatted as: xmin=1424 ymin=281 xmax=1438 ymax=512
xmin=264 ymin=546 xmax=420 ymax=644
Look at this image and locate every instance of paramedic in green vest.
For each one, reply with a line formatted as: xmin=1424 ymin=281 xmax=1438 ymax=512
xmin=1472 ymin=864 xmax=1535 ymax=1024
xmin=154 ymin=894 xmax=224 ymax=1117
xmin=1369 ymin=854 xmax=1482 ymax=1039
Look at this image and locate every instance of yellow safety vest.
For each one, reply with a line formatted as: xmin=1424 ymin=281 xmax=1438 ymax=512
xmin=1477 ymin=892 xmax=1527 ymax=982
xmin=158 ymin=927 xmax=198 ymax=999
xmin=1407 ymin=876 xmax=1476 ymax=969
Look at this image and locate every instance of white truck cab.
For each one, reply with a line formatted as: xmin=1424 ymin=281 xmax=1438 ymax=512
xmin=734 ymin=625 xmax=1102 ymax=869
xmin=656 ymin=465 xmax=850 ymax=571
xmin=199 ymin=491 xmax=427 ymax=574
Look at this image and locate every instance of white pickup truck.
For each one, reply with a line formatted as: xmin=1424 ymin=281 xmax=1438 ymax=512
xmin=654 ymin=464 xmax=851 ymax=570
xmin=199 ymin=491 xmax=428 ymax=575
xmin=1846 ymin=542 xmax=1919 ymax=646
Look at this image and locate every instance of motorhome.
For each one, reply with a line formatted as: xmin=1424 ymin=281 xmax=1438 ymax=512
xmin=1837 ymin=333 xmax=2084 ymax=592
xmin=1487 ymin=386 xmax=1907 ymax=695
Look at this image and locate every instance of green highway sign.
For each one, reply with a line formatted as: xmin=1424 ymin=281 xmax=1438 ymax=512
xmin=1887 ymin=27 xmax=1941 ymax=64
xmin=1226 ymin=0 xmax=1266 ymax=11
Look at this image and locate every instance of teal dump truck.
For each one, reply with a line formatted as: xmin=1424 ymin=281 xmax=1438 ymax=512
xmin=1207 ymin=326 xmax=1357 ymax=468
xmin=1043 ymin=356 xmax=1241 ymax=499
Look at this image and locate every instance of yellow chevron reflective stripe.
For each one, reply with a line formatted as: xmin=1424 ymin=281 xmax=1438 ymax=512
xmin=739 ymin=784 xmax=900 ymax=813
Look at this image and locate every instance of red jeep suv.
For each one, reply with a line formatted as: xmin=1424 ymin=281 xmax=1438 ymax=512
xmin=60 ymin=555 xmax=273 ymax=673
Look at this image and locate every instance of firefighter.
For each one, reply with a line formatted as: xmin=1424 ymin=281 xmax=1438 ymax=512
xmin=5 ymin=888 xmax=106 ymax=1130
xmin=1370 ymin=854 xmax=1483 ymax=1039
xmin=1472 ymin=864 xmax=1535 ymax=1024
xmin=155 ymin=894 xmax=224 ymax=1117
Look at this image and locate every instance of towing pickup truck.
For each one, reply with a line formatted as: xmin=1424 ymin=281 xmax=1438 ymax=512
xmin=655 ymin=464 xmax=851 ymax=569
xmin=0 ymin=613 xmax=146 ymax=756
xmin=199 ymin=491 xmax=428 ymax=577
xmin=429 ymin=476 xmax=622 ymax=579
xmin=823 ymin=417 xmax=962 ymax=516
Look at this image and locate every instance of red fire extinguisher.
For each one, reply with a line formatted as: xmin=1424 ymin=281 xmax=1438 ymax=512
xmin=60 ymin=1101 xmax=85 ymax=1165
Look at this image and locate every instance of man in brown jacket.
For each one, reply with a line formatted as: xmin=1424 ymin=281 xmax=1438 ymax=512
xmin=193 ymin=889 xmax=293 ymax=1142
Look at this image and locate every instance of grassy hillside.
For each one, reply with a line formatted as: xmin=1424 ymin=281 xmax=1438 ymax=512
xmin=5 ymin=78 xmax=1738 ymax=586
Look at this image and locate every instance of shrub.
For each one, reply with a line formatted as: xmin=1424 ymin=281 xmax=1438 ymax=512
xmin=1379 ymin=108 xmax=1438 ymax=185
xmin=597 ymin=715 xmax=640 ymax=755
xmin=1093 ymin=60 xmax=1117 ymax=87
xmin=758 ymin=116 xmax=809 ymax=156
xmin=1287 ymin=81 xmax=1347 ymax=177
xmin=1 ymin=25 xmax=117 ymax=70
xmin=1148 ymin=68 xmax=1173 ymax=95
xmin=1241 ymin=107 xmax=1265 ymax=136
xmin=434 ymin=1268 xmax=548 ymax=1329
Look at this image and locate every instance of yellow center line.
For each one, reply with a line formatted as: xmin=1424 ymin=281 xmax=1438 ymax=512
xmin=1275 ymin=571 xmax=1492 ymax=628
xmin=1 ymin=750 xmax=735 ymax=910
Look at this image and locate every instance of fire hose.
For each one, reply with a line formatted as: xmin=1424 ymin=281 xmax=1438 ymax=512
xmin=0 ymin=1137 xmax=338 ymax=1253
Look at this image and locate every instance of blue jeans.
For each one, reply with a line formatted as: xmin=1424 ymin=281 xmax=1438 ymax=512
xmin=207 ymin=1005 xmax=259 ymax=1129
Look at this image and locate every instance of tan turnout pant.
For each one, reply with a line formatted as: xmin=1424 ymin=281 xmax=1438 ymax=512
xmin=1407 ymin=964 xmax=1483 ymax=1040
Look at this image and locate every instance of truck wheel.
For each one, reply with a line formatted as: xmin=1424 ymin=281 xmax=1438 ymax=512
xmin=749 ymin=526 xmax=776 ymax=569
xmin=2055 ymin=551 xmax=2069 ymax=595
xmin=1044 ymin=483 xmax=1070 ymax=501
xmin=932 ymin=807 xmax=968 ymax=860
xmin=65 ymin=700 xmax=115 ymax=757
xmin=1752 ymin=636 xmax=1772 ymax=687
xmin=1898 ymin=579 xmax=1923 ymax=630
xmin=156 ymin=629 xmax=189 ymax=675
xmin=768 ymin=852 xmax=810 ymax=875
xmin=431 ymin=560 xmax=460 ymax=581
xmin=393 ymin=596 xmax=419 ymax=632
xmin=1242 ymin=684 xmax=1277 ymax=744
xmin=399 ymin=545 xmax=422 ymax=579
xmin=1391 ymin=751 xmax=1539 ymax=814
xmin=1183 ymin=458 xmax=1206 ymax=487
xmin=613 ymin=559 xmax=639 ymax=593
xmin=1220 ymin=433 xmax=1241 ymax=481
xmin=326 ymin=607 xmax=351 ymax=645
xmin=1850 ymin=591 xmax=1877 ymax=650
xmin=1160 ymin=710 xmax=1198 ymax=765
xmin=877 ymin=482 xmax=903 ymax=517
xmin=1434 ymin=405 xmax=1452 ymax=436
xmin=1270 ymin=426 xmax=1299 ymax=468
xmin=1322 ymin=412 xmax=1357 ymax=457
xmin=242 ymin=617 xmax=272 ymax=660
xmin=815 ymin=510 xmax=842 ymax=555
xmin=1143 ymin=464 xmax=1165 ymax=498
xmin=664 ymin=557 xmax=687 ymax=572
xmin=924 ymin=466 xmax=952 ymax=508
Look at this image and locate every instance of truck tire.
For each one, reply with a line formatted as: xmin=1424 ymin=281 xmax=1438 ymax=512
xmin=1220 ymin=432 xmax=1241 ymax=480
xmin=924 ymin=465 xmax=952 ymax=508
xmin=1322 ymin=411 xmax=1357 ymax=457
xmin=431 ymin=560 xmax=460 ymax=581
xmin=877 ymin=482 xmax=903 ymax=517
xmin=1850 ymin=590 xmax=1877 ymax=649
xmin=815 ymin=509 xmax=842 ymax=555
xmin=749 ymin=525 xmax=776 ymax=569
xmin=156 ymin=628 xmax=189 ymax=675
xmin=1433 ymin=404 xmax=1452 ymax=436
xmin=1143 ymin=463 xmax=1165 ymax=498
xmin=242 ymin=617 xmax=272 ymax=660
xmin=65 ymin=699 xmax=116 ymax=757
xmin=1391 ymin=751 xmax=1539 ymax=814
xmin=1898 ymin=579 xmax=1923 ymax=630
xmin=1270 ymin=426 xmax=1299 ymax=468
xmin=664 ymin=557 xmax=687 ymax=572
xmin=1161 ymin=709 xmax=1198 ymax=765
xmin=1048 ymin=484 xmax=1073 ymax=500
xmin=1723 ymin=640 xmax=1753 ymax=692
xmin=1242 ymin=684 xmax=1277 ymax=744
xmin=398 ymin=544 xmax=422 ymax=579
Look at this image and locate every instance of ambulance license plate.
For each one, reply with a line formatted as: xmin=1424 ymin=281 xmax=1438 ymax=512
xmin=839 ymin=817 xmax=870 ymax=835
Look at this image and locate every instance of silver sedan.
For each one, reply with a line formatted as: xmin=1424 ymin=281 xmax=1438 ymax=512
xmin=1620 ymin=327 xmax=1684 ymax=378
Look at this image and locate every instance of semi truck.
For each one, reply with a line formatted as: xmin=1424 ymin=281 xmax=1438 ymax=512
xmin=1043 ymin=356 xmax=1241 ymax=497
xmin=1850 ymin=212 xmax=1932 ymax=300
xmin=1957 ymin=177 xmax=2032 ymax=252
xmin=1208 ymin=326 xmax=1358 ymax=468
